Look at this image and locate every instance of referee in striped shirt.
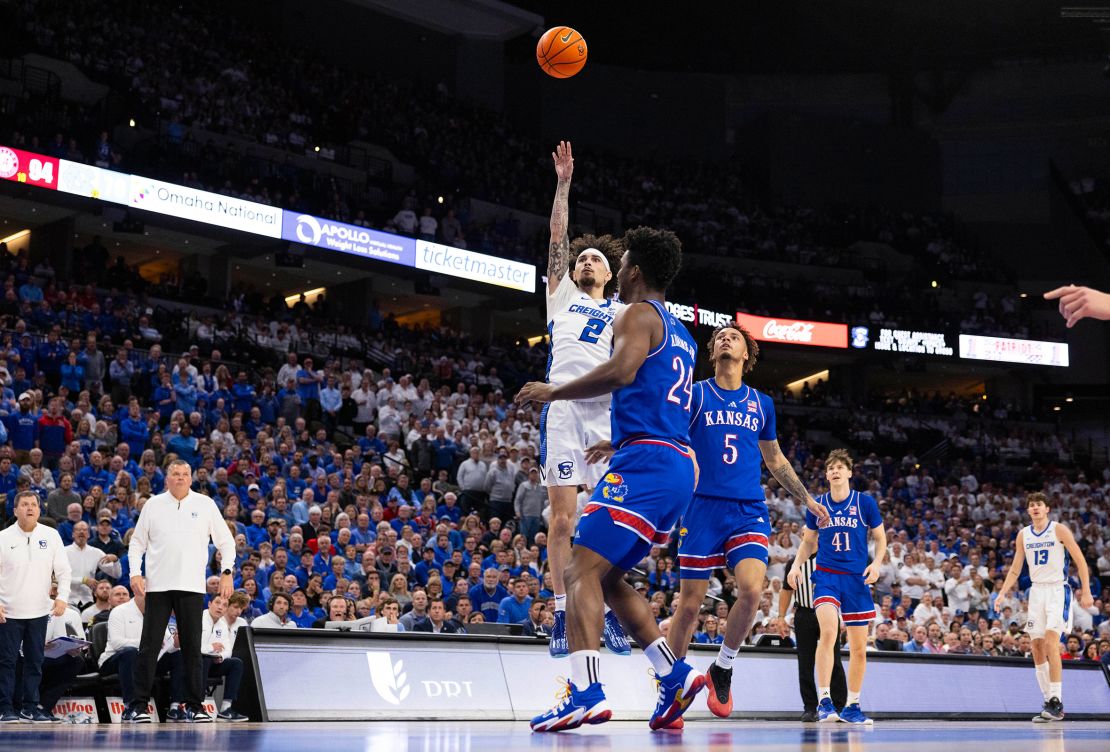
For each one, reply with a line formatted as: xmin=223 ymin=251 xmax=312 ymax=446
xmin=779 ymin=552 xmax=846 ymax=721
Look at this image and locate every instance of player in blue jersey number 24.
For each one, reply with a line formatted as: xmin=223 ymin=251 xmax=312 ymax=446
xmin=518 ymin=227 xmax=706 ymax=732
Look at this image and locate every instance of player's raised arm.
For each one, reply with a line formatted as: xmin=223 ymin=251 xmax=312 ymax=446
xmin=995 ymin=529 xmax=1026 ymax=604
xmin=1055 ymin=523 xmax=1094 ymax=609
xmin=1043 ymin=285 xmax=1110 ymax=328
xmin=517 ymin=302 xmax=658 ymax=405
xmin=547 ymin=141 xmax=574 ymax=296
xmin=759 ymin=439 xmax=830 ymax=528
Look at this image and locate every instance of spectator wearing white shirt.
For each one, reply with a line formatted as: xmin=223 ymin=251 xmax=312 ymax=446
xmin=252 ymin=593 xmax=298 ymax=629
xmin=0 ymin=491 xmax=73 ymax=722
xmin=911 ymin=593 xmax=943 ymax=626
xmin=65 ymin=521 xmax=122 ymax=608
xmin=276 ymin=353 xmax=299 ymax=389
xmin=80 ymin=581 xmax=112 ymax=625
xmin=944 ymin=570 xmax=972 ymax=614
xmin=199 ymin=593 xmax=249 ymax=721
xmin=125 ymin=460 xmax=236 ymax=723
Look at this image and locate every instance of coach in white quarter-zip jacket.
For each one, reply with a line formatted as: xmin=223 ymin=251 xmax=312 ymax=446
xmin=0 ymin=490 xmax=72 ymax=722
xmin=125 ymin=459 xmax=235 ymax=723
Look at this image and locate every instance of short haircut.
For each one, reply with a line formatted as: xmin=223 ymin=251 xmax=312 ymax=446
xmin=13 ymin=490 xmax=40 ymax=509
xmin=167 ymin=459 xmax=192 ymax=473
xmin=708 ymin=322 xmax=760 ymax=375
xmin=1026 ymin=491 xmax=1048 ymax=507
xmin=622 ymin=226 xmax=683 ymax=292
xmin=824 ymin=449 xmax=854 ymax=472
xmin=228 ymin=592 xmax=250 ymax=609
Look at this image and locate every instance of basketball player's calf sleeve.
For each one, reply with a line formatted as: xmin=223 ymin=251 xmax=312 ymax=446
xmin=1034 ymin=661 xmax=1050 ymax=698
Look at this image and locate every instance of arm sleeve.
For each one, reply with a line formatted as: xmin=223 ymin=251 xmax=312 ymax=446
xmin=759 ymin=394 xmax=777 ymax=440
xmin=53 ymin=532 xmax=72 ymax=603
xmin=210 ymin=500 xmax=237 ymax=572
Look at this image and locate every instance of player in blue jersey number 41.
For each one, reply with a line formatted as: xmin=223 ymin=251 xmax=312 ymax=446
xmin=788 ymin=449 xmax=886 ymax=725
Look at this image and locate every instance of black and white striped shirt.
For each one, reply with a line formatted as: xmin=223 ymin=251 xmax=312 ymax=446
xmin=786 ymin=555 xmax=816 ymax=609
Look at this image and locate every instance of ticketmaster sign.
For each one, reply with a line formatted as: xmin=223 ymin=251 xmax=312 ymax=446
xmin=416 ymin=240 xmax=536 ymax=293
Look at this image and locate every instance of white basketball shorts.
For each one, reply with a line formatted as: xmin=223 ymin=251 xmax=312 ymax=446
xmin=538 ymin=400 xmax=611 ymax=488
xmin=1026 ymin=582 xmax=1072 ymax=639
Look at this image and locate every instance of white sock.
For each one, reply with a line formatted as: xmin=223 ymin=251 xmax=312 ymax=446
xmin=644 ymin=637 xmax=677 ymax=677
xmin=603 ymin=604 xmax=612 ymax=615
xmin=170 ymin=703 xmax=180 ymax=710
xmin=818 ymin=687 xmax=831 ymax=702
xmin=1049 ymin=682 xmax=1062 ymax=702
xmin=570 ymin=650 xmax=601 ymax=689
xmin=715 ymin=643 xmax=740 ymax=670
xmin=554 ymin=594 xmax=567 ymax=613
xmin=1034 ymin=662 xmax=1050 ymax=700
xmin=847 ymin=691 xmax=860 ymax=706
xmin=220 ymin=700 xmax=232 ymax=712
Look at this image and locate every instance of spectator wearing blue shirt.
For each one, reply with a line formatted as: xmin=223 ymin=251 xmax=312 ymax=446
xmin=75 ymin=451 xmax=110 ymax=493
xmin=5 ymin=391 xmax=40 ymax=462
xmin=35 ymin=329 xmax=67 ymax=383
xmin=694 ymin=615 xmax=725 ymax=644
xmin=18 ymin=279 xmax=43 ymax=303
xmin=166 ymin=423 xmax=200 ymax=467
xmin=0 ymin=456 xmax=21 ymax=516
xmin=319 ymin=376 xmax=341 ymax=433
xmin=118 ymin=401 xmax=150 ymax=449
xmin=173 ymin=377 xmax=197 ymax=414
xmin=436 ymin=492 xmax=462 ymax=524
xmin=432 ymin=430 xmax=458 ymax=475
xmin=469 ymin=569 xmax=510 ymax=623
xmin=902 ymin=625 xmax=933 ymax=653
xmin=59 ymin=351 xmax=85 ymax=393
xmin=387 ymin=474 xmax=420 ymax=508
xmin=358 ymin=425 xmax=387 ymax=461
xmin=231 ymin=371 xmax=256 ymax=415
xmin=296 ymin=357 xmax=323 ymax=421
xmin=413 ymin=548 xmax=442 ymax=586
xmin=497 ymin=579 xmax=533 ymax=624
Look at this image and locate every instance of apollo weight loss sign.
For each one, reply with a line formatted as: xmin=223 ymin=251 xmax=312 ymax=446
xmin=281 ymin=211 xmax=415 ymax=266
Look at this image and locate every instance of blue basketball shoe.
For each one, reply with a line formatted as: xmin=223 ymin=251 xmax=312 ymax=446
xmin=549 ymin=610 xmax=569 ymax=658
xmin=648 ymin=659 xmax=706 ymax=730
xmin=817 ymin=697 xmax=840 ymax=723
xmin=838 ymin=703 xmax=873 ymax=725
xmin=602 ymin=610 xmax=631 ymax=655
xmin=530 ymin=679 xmax=612 ymax=732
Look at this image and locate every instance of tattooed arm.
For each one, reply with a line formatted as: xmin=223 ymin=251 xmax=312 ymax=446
xmin=547 ymin=141 xmax=574 ymax=296
xmin=759 ymin=439 xmax=830 ymax=527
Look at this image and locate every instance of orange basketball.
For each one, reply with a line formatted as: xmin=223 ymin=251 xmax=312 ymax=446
xmin=536 ymin=26 xmax=588 ymax=78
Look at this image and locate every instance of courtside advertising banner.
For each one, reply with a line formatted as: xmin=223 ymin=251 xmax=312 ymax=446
xmin=280 ymin=211 xmax=416 ymax=267
xmin=0 ymin=145 xmax=60 ymax=190
xmin=959 ymin=334 xmax=1070 ymax=367
xmin=415 ymin=239 xmax=536 ymax=293
xmin=736 ymin=313 xmax=848 ymax=348
xmin=128 ymin=176 xmax=282 ymax=238
xmin=51 ymin=696 xmax=97 ymax=724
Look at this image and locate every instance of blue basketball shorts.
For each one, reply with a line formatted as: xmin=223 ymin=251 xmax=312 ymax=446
xmin=574 ymin=439 xmax=695 ymax=571
xmin=677 ymin=497 xmax=771 ymax=580
xmin=812 ymin=566 xmax=876 ymax=627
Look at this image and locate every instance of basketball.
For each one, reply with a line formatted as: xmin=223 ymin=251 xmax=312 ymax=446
xmin=536 ymin=26 xmax=587 ymax=78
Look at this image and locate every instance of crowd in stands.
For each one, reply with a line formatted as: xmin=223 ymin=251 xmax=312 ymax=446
xmin=3 ymin=0 xmax=1055 ymax=343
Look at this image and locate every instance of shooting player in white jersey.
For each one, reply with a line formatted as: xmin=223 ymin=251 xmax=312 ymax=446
xmin=996 ymin=492 xmax=1092 ymax=722
xmin=542 ymin=141 xmax=629 ymax=657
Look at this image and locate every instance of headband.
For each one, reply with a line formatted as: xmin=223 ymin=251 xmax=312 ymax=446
xmin=576 ymin=248 xmax=610 ymax=272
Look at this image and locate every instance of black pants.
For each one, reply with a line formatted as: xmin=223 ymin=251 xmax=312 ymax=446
xmin=794 ymin=605 xmax=847 ymax=711
xmin=488 ymin=498 xmax=514 ymax=524
xmin=202 ymin=656 xmax=243 ymax=703
xmin=0 ymin=615 xmax=48 ymax=713
xmin=101 ymin=648 xmax=183 ymax=705
xmin=134 ymin=591 xmax=205 ymax=706
xmin=459 ymin=490 xmax=487 ymax=519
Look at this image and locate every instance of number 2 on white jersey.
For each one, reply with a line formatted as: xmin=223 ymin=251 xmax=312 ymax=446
xmin=666 ymin=356 xmax=693 ymax=410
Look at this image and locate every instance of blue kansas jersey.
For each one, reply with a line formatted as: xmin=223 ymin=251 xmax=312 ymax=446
xmin=805 ymin=490 xmax=882 ymax=575
xmin=688 ymin=380 xmax=775 ymax=500
xmin=610 ymin=300 xmax=697 ymax=449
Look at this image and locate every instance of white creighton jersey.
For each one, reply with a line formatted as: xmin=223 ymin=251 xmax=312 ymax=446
xmin=546 ymin=274 xmax=624 ymax=403
xmin=1023 ymin=521 xmax=1068 ymax=585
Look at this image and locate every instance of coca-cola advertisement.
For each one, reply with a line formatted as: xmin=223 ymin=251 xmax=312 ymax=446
xmin=735 ymin=313 xmax=848 ymax=349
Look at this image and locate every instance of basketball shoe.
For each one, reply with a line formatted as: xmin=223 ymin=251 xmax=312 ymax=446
xmin=531 ymin=679 xmax=611 ymax=732
xmin=602 ymin=610 xmax=631 ymax=655
xmin=648 ymin=659 xmax=706 ymax=730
